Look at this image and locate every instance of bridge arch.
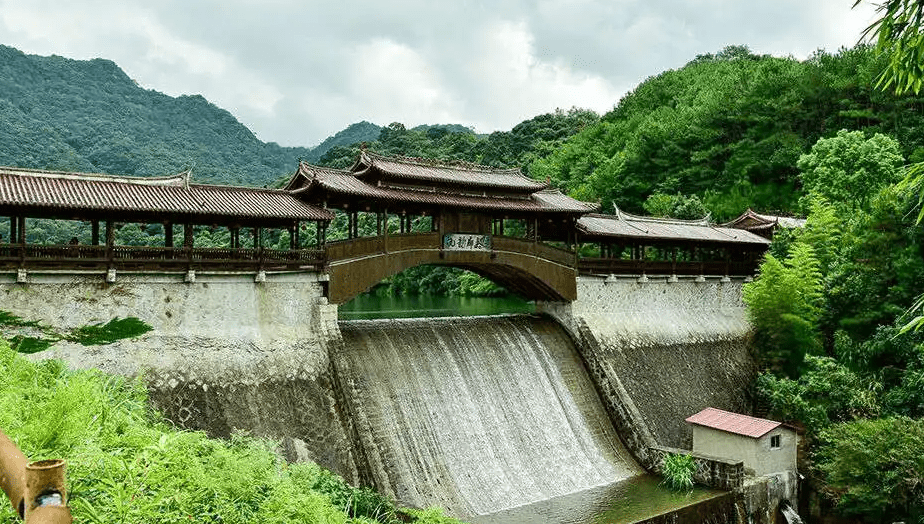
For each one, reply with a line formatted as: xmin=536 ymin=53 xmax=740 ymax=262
xmin=324 ymin=233 xmax=577 ymax=304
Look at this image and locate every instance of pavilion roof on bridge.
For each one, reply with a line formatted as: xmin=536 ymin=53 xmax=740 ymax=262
xmin=722 ymin=208 xmax=806 ymax=235
xmin=350 ymin=151 xmax=549 ymax=193
xmin=0 ymin=166 xmax=334 ymax=224
xmin=577 ymin=208 xmax=771 ymax=246
xmin=287 ymin=160 xmax=598 ymax=214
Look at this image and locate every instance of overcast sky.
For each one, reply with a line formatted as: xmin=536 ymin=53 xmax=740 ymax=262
xmin=0 ymin=1 xmax=879 ymax=148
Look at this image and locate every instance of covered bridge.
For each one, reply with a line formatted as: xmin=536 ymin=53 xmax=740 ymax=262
xmin=0 ymin=166 xmax=333 ymax=272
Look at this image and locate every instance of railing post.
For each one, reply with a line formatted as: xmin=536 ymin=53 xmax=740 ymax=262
xmin=1 ymin=430 xmax=26 ymax=518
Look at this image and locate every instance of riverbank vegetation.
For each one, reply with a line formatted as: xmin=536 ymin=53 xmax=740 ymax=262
xmin=0 ymin=342 xmax=463 ymax=524
xmin=742 ymin=131 xmax=924 ymax=520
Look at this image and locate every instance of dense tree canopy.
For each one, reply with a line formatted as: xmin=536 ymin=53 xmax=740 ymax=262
xmin=530 ymin=44 xmax=924 ymax=221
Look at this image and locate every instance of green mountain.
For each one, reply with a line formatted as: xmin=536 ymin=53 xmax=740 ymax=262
xmin=0 ymin=44 xmax=593 ymax=189
xmin=0 ymin=44 xmax=312 ymax=186
xmin=305 ymin=121 xmax=382 ymax=162
xmin=530 ymin=45 xmax=924 ymax=220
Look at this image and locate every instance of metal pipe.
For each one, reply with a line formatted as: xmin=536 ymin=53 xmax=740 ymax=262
xmin=0 ymin=431 xmax=72 ymax=523
xmin=24 ymin=459 xmax=68 ymax=522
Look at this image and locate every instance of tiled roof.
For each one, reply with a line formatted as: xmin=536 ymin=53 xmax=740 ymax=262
xmin=353 ymin=151 xmax=549 ymax=192
xmin=723 ymin=208 xmax=806 ymax=230
xmin=686 ymin=407 xmax=781 ymax=438
xmin=292 ymin=162 xmax=598 ymax=214
xmin=0 ymin=166 xmax=334 ymax=221
xmin=577 ymin=209 xmax=771 ymax=246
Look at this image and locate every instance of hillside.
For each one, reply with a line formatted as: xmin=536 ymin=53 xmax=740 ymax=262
xmin=0 ymin=44 xmax=594 ymax=189
xmin=0 ymin=44 xmax=313 ymax=186
xmin=305 ymin=121 xmax=382 ymax=162
xmin=531 ymin=45 xmax=924 ymax=220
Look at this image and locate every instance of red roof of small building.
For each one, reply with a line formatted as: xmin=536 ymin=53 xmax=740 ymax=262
xmin=685 ymin=407 xmax=782 ymax=438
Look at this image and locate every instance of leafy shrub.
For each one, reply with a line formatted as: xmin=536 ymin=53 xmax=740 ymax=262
xmin=660 ymin=452 xmax=696 ymax=492
xmin=0 ymin=342 xmax=461 ymax=524
xmin=815 ymin=417 xmax=924 ymax=522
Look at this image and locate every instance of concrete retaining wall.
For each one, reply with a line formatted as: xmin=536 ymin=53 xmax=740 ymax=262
xmin=2 ymin=269 xmax=356 ymax=481
xmin=540 ymin=274 xmax=758 ymax=452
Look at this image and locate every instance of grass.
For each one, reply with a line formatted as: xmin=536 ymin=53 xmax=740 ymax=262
xmin=0 ymin=343 xmax=464 ymax=524
xmin=660 ymin=453 xmax=696 ymax=492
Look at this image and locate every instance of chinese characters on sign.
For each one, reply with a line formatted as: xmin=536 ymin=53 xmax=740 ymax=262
xmin=443 ymin=234 xmax=491 ymax=251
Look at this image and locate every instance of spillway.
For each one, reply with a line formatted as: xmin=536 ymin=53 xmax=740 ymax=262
xmin=335 ymin=314 xmax=642 ymax=518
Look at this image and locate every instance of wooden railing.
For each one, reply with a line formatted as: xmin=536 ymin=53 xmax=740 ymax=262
xmin=0 ymin=244 xmax=325 ymax=271
xmin=0 ymin=239 xmax=758 ymax=277
xmin=492 ymin=236 xmax=576 ymax=267
xmin=578 ymin=258 xmax=758 ymax=277
xmin=326 ymin=232 xmax=440 ymax=262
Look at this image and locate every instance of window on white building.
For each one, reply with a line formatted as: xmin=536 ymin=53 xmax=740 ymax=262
xmin=770 ymin=434 xmax=781 ymax=449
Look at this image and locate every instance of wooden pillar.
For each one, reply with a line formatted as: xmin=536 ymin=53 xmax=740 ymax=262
xmin=383 ymin=208 xmax=389 ymax=253
xmin=253 ymin=227 xmax=261 ymax=249
xmin=183 ymin=223 xmax=193 ymax=248
xmin=316 ymin=221 xmax=323 ymax=247
xmin=290 ymin=224 xmax=297 ymax=250
xmin=91 ymin=220 xmax=100 ymax=246
xmin=376 ymin=212 xmax=382 ymax=236
xmin=9 ymin=216 xmax=17 ymax=244
xmin=105 ymin=220 xmax=114 ymax=261
xmin=164 ymin=222 xmax=173 ymax=248
xmin=293 ymin=221 xmax=300 ymax=249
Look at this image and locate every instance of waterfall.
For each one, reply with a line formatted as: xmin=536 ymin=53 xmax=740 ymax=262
xmin=780 ymin=501 xmax=804 ymax=524
xmin=335 ymin=315 xmax=642 ymax=517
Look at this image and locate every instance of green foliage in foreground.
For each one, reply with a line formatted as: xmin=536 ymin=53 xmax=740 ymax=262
xmin=815 ymin=417 xmax=924 ymax=522
xmin=659 ymin=453 xmax=695 ymax=492
xmin=747 ymin=139 xmax=924 ymax=520
xmin=0 ymin=344 xmax=463 ymax=524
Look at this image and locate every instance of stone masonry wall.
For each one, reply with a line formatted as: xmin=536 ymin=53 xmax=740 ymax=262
xmin=540 ymin=274 xmax=757 ymax=453
xmin=2 ymin=269 xmax=356 ymax=482
xmin=648 ymin=446 xmax=745 ymax=490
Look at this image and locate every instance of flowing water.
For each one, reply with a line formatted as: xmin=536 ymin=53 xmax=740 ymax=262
xmin=335 ymin=314 xmax=644 ymax=519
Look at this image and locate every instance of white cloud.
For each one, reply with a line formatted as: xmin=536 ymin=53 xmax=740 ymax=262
xmin=348 ymin=38 xmax=459 ymax=125
xmin=0 ymin=0 xmax=888 ymax=146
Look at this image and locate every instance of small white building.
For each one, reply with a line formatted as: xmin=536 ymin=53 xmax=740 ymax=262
xmin=686 ymin=407 xmax=798 ymax=477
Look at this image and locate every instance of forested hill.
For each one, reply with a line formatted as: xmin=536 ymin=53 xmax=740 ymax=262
xmin=304 ymin=121 xmax=382 ymax=162
xmin=531 ymin=45 xmax=924 ymax=221
xmin=0 ymin=44 xmax=315 ymax=186
xmin=0 ymin=44 xmax=595 ymax=187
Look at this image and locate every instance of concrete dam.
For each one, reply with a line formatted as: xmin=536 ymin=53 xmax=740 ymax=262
xmin=6 ymin=270 xmax=758 ymax=521
xmin=337 ymin=315 xmax=642 ymax=516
